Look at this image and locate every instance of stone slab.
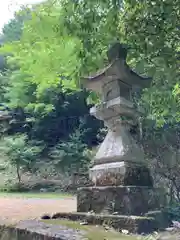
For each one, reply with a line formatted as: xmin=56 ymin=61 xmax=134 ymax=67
xmin=51 ymin=211 xmax=156 ymax=234
xmin=77 ymin=186 xmax=166 ymax=215
xmin=0 ymin=220 xmax=84 ymax=240
xmin=90 ymin=161 xmax=153 ymax=186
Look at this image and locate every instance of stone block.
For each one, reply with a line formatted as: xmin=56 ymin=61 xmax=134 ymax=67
xmin=145 ymin=210 xmax=170 ymax=230
xmin=0 ymin=220 xmax=84 ymax=240
xmin=77 ymin=186 xmax=166 ymax=215
xmin=90 ymin=161 xmax=153 ymax=187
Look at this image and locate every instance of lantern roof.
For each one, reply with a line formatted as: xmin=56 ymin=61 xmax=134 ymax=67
xmin=82 ymin=42 xmax=152 ymax=92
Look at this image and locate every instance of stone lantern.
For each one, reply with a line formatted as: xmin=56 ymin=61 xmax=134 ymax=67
xmin=77 ymin=43 xmax=166 ymax=217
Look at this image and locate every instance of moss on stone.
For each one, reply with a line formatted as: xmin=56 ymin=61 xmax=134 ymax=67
xmin=41 ymin=219 xmax=141 ymax=240
xmin=51 ymin=212 xmax=156 ymax=234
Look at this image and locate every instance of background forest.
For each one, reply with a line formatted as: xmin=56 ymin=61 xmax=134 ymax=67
xmin=0 ymin=0 xmax=179 ymax=218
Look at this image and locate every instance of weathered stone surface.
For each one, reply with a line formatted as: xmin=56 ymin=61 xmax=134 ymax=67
xmin=91 ymin=126 xmax=146 ymax=164
xmin=77 ymin=186 xmax=166 ymax=215
xmin=0 ymin=220 xmax=84 ymax=240
xmin=145 ymin=211 xmax=171 ymax=230
xmin=83 ymin=43 xmax=152 ymax=96
xmin=90 ymin=161 xmax=153 ymax=187
xmin=51 ymin=211 xmax=156 ymax=234
xmin=87 ymin=95 xmax=152 ymax=187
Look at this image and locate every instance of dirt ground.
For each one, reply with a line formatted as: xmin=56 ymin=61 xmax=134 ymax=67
xmin=0 ymin=196 xmax=77 ymax=223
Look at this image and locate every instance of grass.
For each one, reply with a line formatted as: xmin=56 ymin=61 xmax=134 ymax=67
xmin=41 ymin=219 xmax=143 ymax=240
xmin=0 ymin=192 xmax=74 ymax=199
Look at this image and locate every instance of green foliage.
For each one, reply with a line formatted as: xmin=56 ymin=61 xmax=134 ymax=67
xmin=50 ymin=130 xmax=91 ymax=173
xmin=2 ymin=7 xmax=32 ymax=43
xmin=165 ymin=204 xmax=180 ymax=222
xmin=59 ymin=0 xmax=121 ymax=74
xmin=0 ymin=134 xmax=43 ymax=182
xmin=0 ymin=4 xmax=82 ymax=97
xmin=2 ymin=17 xmax=23 ymax=43
xmin=3 ymin=70 xmax=36 ymax=108
xmin=141 ymin=123 xmax=180 ymax=204
xmin=119 ymin=0 xmax=180 ymax=125
xmin=26 ymin=88 xmax=101 ymax=147
xmin=0 ymin=0 xmax=122 ymax=100
xmin=0 ymin=72 xmax=9 ymax=102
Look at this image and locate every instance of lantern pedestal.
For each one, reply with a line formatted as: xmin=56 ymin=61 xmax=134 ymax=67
xmin=77 ymin=186 xmax=166 ymax=216
xmin=89 ymin=161 xmax=153 ymax=187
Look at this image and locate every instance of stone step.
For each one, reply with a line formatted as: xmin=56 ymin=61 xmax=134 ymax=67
xmin=51 ymin=212 xmax=156 ymax=234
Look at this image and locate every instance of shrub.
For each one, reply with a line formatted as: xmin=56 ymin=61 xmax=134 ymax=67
xmin=50 ymin=130 xmax=91 ymax=173
xmin=0 ymin=134 xmax=43 ymax=183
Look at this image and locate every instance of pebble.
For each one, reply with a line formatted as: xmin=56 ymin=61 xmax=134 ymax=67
xmin=121 ymin=229 xmax=129 ymax=235
xmin=80 ymin=221 xmax=88 ymax=225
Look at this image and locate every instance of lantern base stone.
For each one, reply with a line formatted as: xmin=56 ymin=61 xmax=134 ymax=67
xmin=77 ymin=186 xmax=166 ymax=216
xmin=89 ymin=161 xmax=153 ymax=187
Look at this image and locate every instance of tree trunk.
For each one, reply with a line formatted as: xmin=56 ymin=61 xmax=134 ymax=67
xmin=16 ymin=164 xmax=21 ymax=184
